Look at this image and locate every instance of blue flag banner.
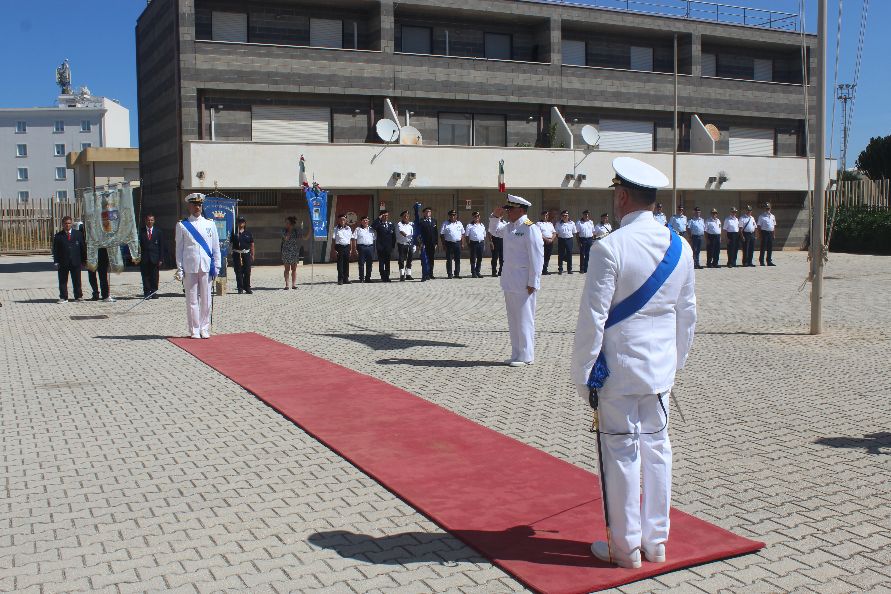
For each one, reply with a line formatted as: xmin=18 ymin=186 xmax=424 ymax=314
xmin=305 ymin=188 xmax=329 ymax=240
xmin=203 ymin=196 xmax=238 ymax=264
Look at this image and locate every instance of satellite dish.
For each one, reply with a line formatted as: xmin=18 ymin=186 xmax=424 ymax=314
xmin=580 ymin=124 xmax=600 ymax=147
xmin=399 ymin=125 xmax=422 ymax=145
xmin=705 ymin=124 xmax=721 ymax=142
xmin=376 ymin=119 xmax=400 ymax=143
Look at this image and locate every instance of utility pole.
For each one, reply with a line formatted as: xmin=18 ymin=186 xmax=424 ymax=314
xmin=672 ymin=33 xmax=679 ymax=214
xmin=811 ymin=0 xmax=828 ymax=335
xmin=836 ymin=83 xmax=856 ymax=174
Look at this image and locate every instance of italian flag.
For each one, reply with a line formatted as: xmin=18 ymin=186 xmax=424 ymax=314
xmin=498 ymin=159 xmax=506 ymax=192
xmin=299 ymin=154 xmax=309 ymax=188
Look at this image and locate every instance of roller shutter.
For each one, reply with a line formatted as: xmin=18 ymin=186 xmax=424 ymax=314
xmin=310 ymin=18 xmax=343 ymax=48
xmin=212 ymin=11 xmax=247 ymax=43
xmin=630 ymin=46 xmax=654 ymax=71
xmin=598 ymin=119 xmax=654 ymax=152
xmin=563 ymin=40 xmax=586 ymax=66
xmin=729 ymin=127 xmax=774 ymax=156
xmin=252 ymin=106 xmax=330 ymax=143
xmin=702 ymin=53 xmax=717 ymax=77
xmin=754 ymin=59 xmax=773 ymax=82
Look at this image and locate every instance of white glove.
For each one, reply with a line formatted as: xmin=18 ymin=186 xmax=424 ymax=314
xmin=174 ymin=269 xmax=183 ymax=282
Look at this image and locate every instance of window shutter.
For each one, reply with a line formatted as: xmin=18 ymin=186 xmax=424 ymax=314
xmin=252 ymin=106 xmax=331 ymax=143
xmin=754 ymin=59 xmax=773 ymax=82
xmin=310 ymin=18 xmax=343 ymax=48
xmin=702 ymin=53 xmax=717 ymax=77
xmin=598 ymin=119 xmax=654 ymax=152
xmin=630 ymin=46 xmax=653 ymax=71
xmin=563 ymin=40 xmax=586 ymax=66
xmin=212 ymin=11 xmax=247 ymax=43
xmin=401 ymin=26 xmax=432 ymax=54
xmin=729 ymin=127 xmax=774 ymax=156
xmin=485 ymin=33 xmax=512 ymax=60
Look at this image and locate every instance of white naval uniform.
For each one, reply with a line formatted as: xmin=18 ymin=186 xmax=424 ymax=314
xmin=176 ymin=214 xmax=222 ymax=337
xmin=571 ymin=209 xmax=697 ymax=559
xmin=489 ymin=216 xmax=508 ymax=238
xmin=500 ymin=215 xmax=544 ymax=363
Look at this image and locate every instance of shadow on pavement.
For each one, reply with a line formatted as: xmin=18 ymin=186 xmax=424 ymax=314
xmin=698 ymin=331 xmax=807 ymax=336
xmin=0 ymin=261 xmax=55 ymax=274
xmin=814 ymin=432 xmax=891 ymax=455
xmin=319 ymin=333 xmax=465 ymax=350
xmin=308 ymin=528 xmax=601 ymax=567
xmin=14 ymin=298 xmax=61 ymax=304
xmin=377 ymin=358 xmax=502 ymax=367
xmin=93 ymin=335 xmax=169 ymax=341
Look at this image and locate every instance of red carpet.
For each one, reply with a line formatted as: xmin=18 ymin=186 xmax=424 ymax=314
xmin=170 ymin=333 xmax=764 ymax=594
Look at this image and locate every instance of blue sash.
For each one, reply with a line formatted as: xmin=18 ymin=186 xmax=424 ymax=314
xmin=587 ymin=231 xmax=683 ymax=391
xmin=181 ymin=219 xmax=217 ymax=277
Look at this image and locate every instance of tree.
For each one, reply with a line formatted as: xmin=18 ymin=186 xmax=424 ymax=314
xmin=855 ymin=135 xmax=891 ymax=180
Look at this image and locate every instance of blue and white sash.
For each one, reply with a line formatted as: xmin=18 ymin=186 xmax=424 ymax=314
xmin=587 ymin=231 xmax=683 ymax=392
xmin=181 ymin=219 xmax=217 ymax=277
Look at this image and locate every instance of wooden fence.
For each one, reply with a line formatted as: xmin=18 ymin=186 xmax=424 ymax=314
xmin=0 ymin=199 xmax=83 ymax=255
xmin=826 ymin=179 xmax=891 ymax=210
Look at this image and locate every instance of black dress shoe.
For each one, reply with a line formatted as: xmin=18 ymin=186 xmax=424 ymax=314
xmin=238 ymin=289 xmax=243 ymax=294
xmin=768 ymin=262 xmax=776 ymax=266
xmin=454 ymin=275 xmax=461 ymax=279
xmin=245 ymin=289 xmax=253 ymax=294
xmin=338 ymin=280 xmax=343 ymax=285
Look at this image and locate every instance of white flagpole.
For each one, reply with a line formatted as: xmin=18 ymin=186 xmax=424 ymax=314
xmin=811 ymin=0 xmax=827 ymax=335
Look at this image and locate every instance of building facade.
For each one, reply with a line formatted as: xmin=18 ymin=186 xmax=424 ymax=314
xmin=137 ymin=0 xmax=831 ymax=262
xmin=66 ymin=147 xmax=141 ymax=193
xmin=0 ymin=93 xmax=130 ymax=203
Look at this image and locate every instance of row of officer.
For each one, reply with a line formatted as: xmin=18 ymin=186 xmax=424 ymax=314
xmin=538 ymin=210 xmax=612 ymax=275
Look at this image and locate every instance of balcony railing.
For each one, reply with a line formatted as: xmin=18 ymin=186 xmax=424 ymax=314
xmin=519 ymin=0 xmax=801 ymax=32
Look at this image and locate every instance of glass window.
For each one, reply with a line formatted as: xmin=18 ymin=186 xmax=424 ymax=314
xmin=56 ymin=190 xmax=68 ymax=201
xmin=55 ymin=167 xmax=67 ymax=180
xmin=438 ymin=113 xmax=472 ymax=146
xmin=401 ymin=25 xmax=432 ymax=54
xmin=16 ymin=144 xmax=27 ymax=157
xmin=81 ymin=142 xmax=92 ymax=150
xmin=18 ymin=191 xmax=30 ymax=201
xmin=563 ymin=40 xmax=586 ymax=66
xmin=81 ymin=120 xmax=92 ymax=132
xmin=484 ymin=33 xmax=511 ymax=60
xmin=54 ymin=120 xmax=65 ymax=132
xmin=54 ymin=144 xmax=66 ymax=157
xmin=17 ymin=168 xmax=29 ymax=181
xmin=473 ymin=114 xmax=506 ymax=147
xmin=16 ymin=121 xmax=27 ymax=133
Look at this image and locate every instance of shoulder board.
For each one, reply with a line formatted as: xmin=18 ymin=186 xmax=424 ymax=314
xmin=524 ymin=219 xmax=534 ymax=226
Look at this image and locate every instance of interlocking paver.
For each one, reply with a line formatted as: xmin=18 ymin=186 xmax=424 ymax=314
xmin=1 ymin=252 xmax=890 ymax=593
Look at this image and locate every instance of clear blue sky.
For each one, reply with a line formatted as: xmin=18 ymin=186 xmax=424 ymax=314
xmin=0 ymin=0 xmax=886 ymax=165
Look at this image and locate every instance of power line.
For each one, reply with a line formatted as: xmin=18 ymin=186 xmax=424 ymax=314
xmin=847 ymin=0 xmax=870 ymax=161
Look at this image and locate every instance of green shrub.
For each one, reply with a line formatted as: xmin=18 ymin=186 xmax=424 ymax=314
xmin=829 ymin=205 xmax=891 ymax=255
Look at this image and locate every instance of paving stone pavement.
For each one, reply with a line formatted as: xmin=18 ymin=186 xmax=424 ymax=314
xmin=1 ymin=251 xmax=890 ymax=594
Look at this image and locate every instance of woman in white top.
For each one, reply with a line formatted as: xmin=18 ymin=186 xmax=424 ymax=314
xmin=396 ymin=210 xmax=415 ymax=281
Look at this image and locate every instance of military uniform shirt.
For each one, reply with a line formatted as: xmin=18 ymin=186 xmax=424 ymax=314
xmin=537 ymin=221 xmax=556 ymax=239
xmin=654 ymin=212 xmax=668 ymax=225
xmin=739 ymin=214 xmax=756 ymax=233
xmin=722 ymin=216 xmax=740 ymax=233
xmin=465 ymin=222 xmax=487 ymax=242
xmin=396 ymin=221 xmax=414 ymax=245
xmin=688 ymin=217 xmax=705 ymax=236
xmin=489 ymin=216 xmax=508 ymax=238
xmin=669 ymin=214 xmax=688 ymax=234
xmin=576 ymin=220 xmax=595 ymax=238
xmin=440 ymin=221 xmax=465 ymax=242
xmin=593 ymin=223 xmax=613 ymax=239
xmin=334 ymin=225 xmax=353 ymax=245
xmin=757 ymin=212 xmax=777 ymax=231
xmin=555 ymin=221 xmax=576 ymax=238
xmin=705 ymin=218 xmax=722 ymax=234
xmin=352 ymin=226 xmax=376 ymax=245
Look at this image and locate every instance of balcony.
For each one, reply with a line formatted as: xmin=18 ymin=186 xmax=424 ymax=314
xmin=182 ymin=140 xmax=830 ymax=193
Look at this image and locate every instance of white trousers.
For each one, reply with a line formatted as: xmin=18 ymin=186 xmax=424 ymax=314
xmin=598 ymin=391 xmax=672 ymax=557
xmin=184 ymin=272 xmax=212 ymax=336
xmin=503 ymin=290 xmax=537 ymax=363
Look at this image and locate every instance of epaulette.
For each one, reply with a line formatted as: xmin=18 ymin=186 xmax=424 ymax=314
xmin=524 ymin=219 xmax=534 ymax=226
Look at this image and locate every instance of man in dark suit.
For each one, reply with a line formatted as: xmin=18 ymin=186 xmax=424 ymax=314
xmin=138 ymin=213 xmax=165 ymax=298
xmin=418 ymin=207 xmax=438 ymax=281
xmin=52 ymin=216 xmax=84 ymax=303
xmin=371 ymin=210 xmax=397 ymax=282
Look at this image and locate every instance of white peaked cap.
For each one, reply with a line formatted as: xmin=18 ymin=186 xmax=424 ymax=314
xmin=611 ymin=157 xmax=670 ymax=190
xmin=505 ymin=194 xmax=532 ymax=207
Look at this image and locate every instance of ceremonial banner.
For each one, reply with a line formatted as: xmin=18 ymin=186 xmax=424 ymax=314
xmin=203 ymin=196 xmax=237 ymax=278
xmin=305 ymin=187 xmax=329 ymax=240
xmin=82 ymin=186 xmax=139 ymax=272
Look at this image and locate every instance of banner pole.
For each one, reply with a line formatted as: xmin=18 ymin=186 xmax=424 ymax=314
xmin=310 ymin=236 xmax=315 ymax=285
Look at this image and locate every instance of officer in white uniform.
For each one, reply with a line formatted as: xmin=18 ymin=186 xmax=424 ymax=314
xmin=757 ymin=202 xmax=777 ymax=266
xmin=593 ymin=213 xmax=613 ymax=240
xmin=500 ymin=195 xmax=544 ymax=367
xmin=537 ymin=211 xmax=556 ymax=275
xmin=668 ymin=206 xmax=687 ymax=235
xmin=571 ymin=157 xmax=697 ymax=569
xmin=653 ymin=203 xmax=668 ymax=226
xmin=175 ymin=193 xmax=222 ymax=339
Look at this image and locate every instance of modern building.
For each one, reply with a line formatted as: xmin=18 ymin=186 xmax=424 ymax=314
xmin=137 ymin=0 xmax=832 ymax=262
xmin=66 ymin=147 xmax=141 ymax=193
xmin=0 ymin=92 xmax=130 ymax=203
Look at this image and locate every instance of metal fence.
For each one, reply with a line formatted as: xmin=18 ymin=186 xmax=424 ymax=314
xmin=0 ymin=199 xmax=83 ymax=255
xmin=826 ymin=179 xmax=891 ymax=210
